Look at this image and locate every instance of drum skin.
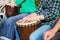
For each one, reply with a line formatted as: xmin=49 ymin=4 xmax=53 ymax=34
xmin=5 ymin=5 xmax=19 ymax=18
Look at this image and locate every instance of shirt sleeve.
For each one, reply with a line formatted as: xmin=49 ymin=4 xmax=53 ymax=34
xmin=36 ymin=0 xmax=60 ymax=21
xmin=15 ymin=0 xmax=24 ymax=6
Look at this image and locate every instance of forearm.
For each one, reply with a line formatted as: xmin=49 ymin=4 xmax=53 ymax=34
xmin=51 ymin=18 xmax=60 ymax=33
xmin=36 ymin=0 xmax=60 ymax=21
xmin=37 ymin=15 xmax=45 ymax=20
xmin=32 ymin=13 xmax=45 ymax=20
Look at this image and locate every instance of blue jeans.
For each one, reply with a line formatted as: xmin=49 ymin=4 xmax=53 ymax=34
xmin=29 ymin=25 xmax=52 ymax=40
xmin=0 ymin=13 xmax=29 ymax=40
xmin=0 ymin=13 xmax=52 ymax=40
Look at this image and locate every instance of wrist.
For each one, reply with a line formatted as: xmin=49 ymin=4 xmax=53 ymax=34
xmin=51 ymin=27 xmax=59 ymax=33
xmin=38 ymin=15 xmax=45 ymax=20
xmin=34 ymin=13 xmax=45 ymax=20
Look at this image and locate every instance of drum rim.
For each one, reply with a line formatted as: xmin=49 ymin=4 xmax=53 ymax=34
xmin=16 ymin=21 xmax=40 ymax=27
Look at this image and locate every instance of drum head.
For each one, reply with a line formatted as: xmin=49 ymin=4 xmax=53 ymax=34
xmin=16 ymin=20 xmax=40 ymax=27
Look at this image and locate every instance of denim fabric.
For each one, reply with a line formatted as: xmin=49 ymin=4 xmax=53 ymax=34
xmin=0 ymin=13 xmax=52 ymax=40
xmin=29 ymin=25 xmax=52 ymax=40
xmin=0 ymin=13 xmax=29 ymax=40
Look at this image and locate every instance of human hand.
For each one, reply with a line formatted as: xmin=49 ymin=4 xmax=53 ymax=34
xmin=43 ymin=29 xmax=56 ymax=40
xmin=5 ymin=0 xmax=8 ymax=5
xmin=19 ymin=13 xmax=41 ymax=23
xmin=10 ymin=0 xmax=16 ymax=8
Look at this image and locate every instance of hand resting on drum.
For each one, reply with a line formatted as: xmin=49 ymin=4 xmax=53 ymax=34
xmin=18 ymin=13 xmax=45 ymax=23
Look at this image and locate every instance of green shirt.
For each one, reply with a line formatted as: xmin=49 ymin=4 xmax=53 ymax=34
xmin=14 ymin=0 xmax=37 ymax=14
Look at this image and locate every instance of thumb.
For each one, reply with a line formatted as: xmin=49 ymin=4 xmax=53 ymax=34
xmin=10 ymin=2 xmax=15 ymax=8
xmin=47 ymin=35 xmax=52 ymax=40
xmin=43 ymin=32 xmax=49 ymax=40
xmin=10 ymin=4 xmax=14 ymax=8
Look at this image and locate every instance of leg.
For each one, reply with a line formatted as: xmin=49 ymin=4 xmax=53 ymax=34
xmin=0 ymin=16 xmax=7 ymax=28
xmin=0 ymin=13 xmax=29 ymax=40
xmin=0 ymin=16 xmax=7 ymax=34
xmin=29 ymin=25 xmax=52 ymax=40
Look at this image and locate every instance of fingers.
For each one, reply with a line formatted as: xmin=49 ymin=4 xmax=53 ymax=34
xmin=10 ymin=3 xmax=15 ymax=8
xmin=18 ymin=19 xmax=24 ymax=23
xmin=18 ymin=18 xmax=26 ymax=23
xmin=47 ymin=35 xmax=53 ymax=40
xmin=18 ymin=17 xmax=28 ymax=23
xmin=43 ymin=31 xmax=53 ymax=40
xmin=21 ymin=19 xmax=27 ymax=23
xmin=43 ymin=32 xmax=48 ymax=40
xmin=18 ymin=14 xmax=40 ymax=23
xmin=10 ymin=0 xmax=16 ymax=8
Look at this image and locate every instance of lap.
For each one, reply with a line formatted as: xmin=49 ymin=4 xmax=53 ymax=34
xmin=30 ymin=25 xmax=52 ymax=37
xmin=8 ymin=13 xmax=29 ymax=22
xmin=3 ymin=13 xmax=29 ymax=23
xmin=29 ymin=25 xmax=52 ymax=40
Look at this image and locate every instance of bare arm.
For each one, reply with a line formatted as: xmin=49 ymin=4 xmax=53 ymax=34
xmin=44 ymin=18 xmax=60 ymax=40
xmin=52 ymin=18 xmax=60 ymax=33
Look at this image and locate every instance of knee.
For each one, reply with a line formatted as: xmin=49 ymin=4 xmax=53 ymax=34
xmin=6 ymin=18 xmax=13 ymax=24
xmin=29 ymin=33 xmax=37 ymax=40
xmin=29 ymin=32 xmax=41 ymax=40
xmin=29 ymin=33 xmax=43 ymax=40
xmin=29 ymin=30 xmax=43 ymax=40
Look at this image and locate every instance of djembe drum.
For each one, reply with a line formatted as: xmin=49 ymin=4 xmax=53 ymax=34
xmin=5 ymin=4 xmax=19 ymax=18
xmin=16 ymin=20 xmax=40 ymax=40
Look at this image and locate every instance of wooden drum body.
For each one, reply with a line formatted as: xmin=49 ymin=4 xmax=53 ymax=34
xmin=16 ymin=21 xmax=40 ymax=40
xmin=5 ymin=4 xmax=19 ymax=18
